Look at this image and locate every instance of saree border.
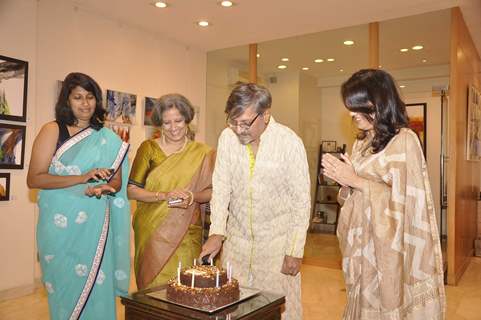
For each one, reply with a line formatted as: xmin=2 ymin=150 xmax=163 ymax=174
xmin=69 ymin=204 xmax=110 ymax=320
xmin=52 ymin=127 xmax=94 ymax=162
xmin=108 ymin=141 xmax=129 ymax=182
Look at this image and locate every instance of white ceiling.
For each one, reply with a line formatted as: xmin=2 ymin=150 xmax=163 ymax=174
xmin=72 ymin=0 xmax=481 ymax=56
xmin=207 ymin=10 xmax=452 ymax=79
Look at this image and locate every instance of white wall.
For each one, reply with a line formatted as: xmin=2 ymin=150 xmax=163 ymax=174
xmin=299 ymin=73 xmax=323 ymax=204
xmin=0 ymin=0 xmax=38 ymax=296
xmin=0 ymin=0 xmax=207 ymax=297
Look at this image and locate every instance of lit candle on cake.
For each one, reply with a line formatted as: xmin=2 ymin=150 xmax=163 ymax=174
xmin=177 ymin=267 xmax=181 ymax=284
xmin=191 ymin=271 xmax=195 ymax=288
xmin=193 ymin=258 xmax=197 ymax=266
xmin=210 ymin=258 xmax=214 ymax=266
xmin=216 ymin=270 xmax=220 ymax=288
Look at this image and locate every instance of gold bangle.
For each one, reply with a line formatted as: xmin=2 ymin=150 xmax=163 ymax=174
xmin=187 ymin=190 xmax=194 ymax=206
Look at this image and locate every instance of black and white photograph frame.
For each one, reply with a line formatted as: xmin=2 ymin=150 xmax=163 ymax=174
xmin=0 ymin=55 xmax=28 ymax=122
xmin=0 ymin=172 xmax=10 ymax=201
xmin=0 ymin=123 xmax=26 ymax=169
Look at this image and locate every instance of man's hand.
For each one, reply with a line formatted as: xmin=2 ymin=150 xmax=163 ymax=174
xmin=199 ymin=234 xmax=224 ymax=261
xmin=281 ymin=255 xmax=302 ymax=276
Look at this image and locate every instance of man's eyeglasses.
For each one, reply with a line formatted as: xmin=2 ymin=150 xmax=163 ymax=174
xmin=226 ymin=113 xmax=262 ymax=131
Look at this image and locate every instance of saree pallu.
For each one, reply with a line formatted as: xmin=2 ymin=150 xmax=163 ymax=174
xmin=338 ymin=128 xmax=445 ymax=320
xmin=131 ymin=141 xmax=214 ymax=289
xmin=37 ymin=127 xmax=130 ymax=320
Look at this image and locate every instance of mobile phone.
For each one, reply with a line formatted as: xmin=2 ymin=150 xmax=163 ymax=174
xmin=87 ymin=168 xmax=115 ymax=183
xmin=168 ymin=198 xmax=183 ymax=206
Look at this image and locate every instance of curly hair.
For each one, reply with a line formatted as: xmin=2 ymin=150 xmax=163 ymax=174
xmin=341 ymin=69 xmax=409 ymax=153
xmin=55 ymin=72 xmax=105 ymax=130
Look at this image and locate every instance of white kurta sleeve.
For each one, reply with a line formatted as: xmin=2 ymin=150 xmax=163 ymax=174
xmin=284 ymin=136 xmax=311 ymax=258
xmin=209 ymin=130 xmax=232 ymax=237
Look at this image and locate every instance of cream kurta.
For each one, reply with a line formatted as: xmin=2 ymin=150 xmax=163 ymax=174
xmin=209 ymin=117 xmax=311 ymax=320
xmin=338 ymin=128 xmax=445 ymax=319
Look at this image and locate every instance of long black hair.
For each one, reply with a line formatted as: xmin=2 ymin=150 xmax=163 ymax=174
xmin=55 ymin=72 xmax=105 ymax=130
xmin=341 ymin=69 xmax=409 ymax=153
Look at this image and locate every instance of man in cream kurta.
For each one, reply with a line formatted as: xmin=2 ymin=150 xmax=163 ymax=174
xmin=200 ymin=83 xmax=311 ymax=320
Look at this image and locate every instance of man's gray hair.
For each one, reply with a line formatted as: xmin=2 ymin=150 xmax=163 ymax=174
xmin=225 ymin=83 xmax=272 ymax=119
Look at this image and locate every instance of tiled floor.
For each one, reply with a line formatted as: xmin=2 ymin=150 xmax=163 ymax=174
xmin=1 ymin=258 xmax=481 ymax=319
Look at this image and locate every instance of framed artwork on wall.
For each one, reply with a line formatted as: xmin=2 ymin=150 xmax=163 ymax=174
xmin=0 ymin=172 xmax=10 ymax=201
xmin=105 ymin=122 xmax=131 ymax=143
xmin=406 ymin=103 xmax=427 ymax=155
xmin=0 ymin=55 xmax=28 ymax=122
xmin=0 ymin=123 xmax=26 ymax=169
xmin=467 ymin=85 xmax=481 ymax=161
xmin=321 ymin=140 xmax=337 ymax=152
xmin=144 ymin=97 xmax=160 ymax=126
xmin=106 ymin=89 xmax=137 ymax=125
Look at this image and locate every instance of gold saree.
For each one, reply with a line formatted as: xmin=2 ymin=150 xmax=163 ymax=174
xmin=338 ymin=128 xmax=445 ymax=319
xmin=130 ymin=140 xmax=214 ymax=289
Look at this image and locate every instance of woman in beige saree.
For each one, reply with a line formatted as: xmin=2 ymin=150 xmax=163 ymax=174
xmin=322 ymin=69 xmax=445 ymax=319
xmin=128 ymin=94 xmax=214 ymax=290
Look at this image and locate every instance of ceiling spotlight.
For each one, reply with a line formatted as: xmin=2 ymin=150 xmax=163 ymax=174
xmin=412 ymin=45 xmax=424 ymax=50
xmin=277 ymin=65 xmax=287 ymax=69
xmin=256 ymin=53 xmax=260 ymax=58
xmin=197 ymin=20 xmax=210 ymax=27
xmin=281 ymin=58 xmax=289 ymax=62
xmin=343 ymin=40 xmax=354 ymax=46
xmin=339 ymin=69 xmax=344 ymax=72
xmin=400 ymin=85 xmax=406 ymax=88
xmin=378 ymin=65 xmax=382 ymax=68
xmin=422 ymin=59 xmax=427 ymax=63
xmin=400 ymin=48 xmax=409 ymax=52
xmin=220 ymin=1 xmax=234 ymax=7
xmin=154 ymin=1 xmax=168 ymax=8
xmin=314 ymin=58 xmax=324 ymax=63
xmin=301 ymin=67 xmax=309 ymax=70
xmin=327 ymin=58 xmax=335 ymax=62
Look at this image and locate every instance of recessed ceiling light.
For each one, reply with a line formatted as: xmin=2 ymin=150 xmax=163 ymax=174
xmin=277 ymin=65 xmax=287 ymax=69
xmin=154 ymin=1 xmax=168 ymax=8
xmin=220 ymin=1 xmax=234 ymax=7
xmin=281 ymin=58 xmax=289 ymax=62
xmin=400 ymin=85 xmax=406 ymax=88
xmin=301 ymin=67 xmax=309 ymax=70
xmin=327 ymin=58 xmax=335 ymax=62
xmin=400 ymin=48 xmax=409 ymax=52
xmin=378 ymin=65 xmax=382 ymax=68
xmin=412 ymin=45 xmax=424 ymax=50
xmin=314 ymin=58 xmax=324 ymax=63
xmin=339 ymin=68 xmax=344 ymax=72
xmin=422 ymin=59 xmax=427 ymax=63
xmin=343 ymin=40 xmax=354 ymax=46
xmin=256 ymin=53 xmax=260 ymax=58
xmin=197 ymin=20 xmax=210 ymax=27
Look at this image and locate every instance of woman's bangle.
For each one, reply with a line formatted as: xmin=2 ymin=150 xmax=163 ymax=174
xmin=155 ymin=191 xmax=161 ymax=202
xmin=187 ymin=190 xmax=194 ymax=206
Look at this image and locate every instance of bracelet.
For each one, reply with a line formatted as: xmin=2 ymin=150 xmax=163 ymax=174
xmin=155 ymin=191 xmax=161 ymax=202
xmin=187 ymin=190 xmax=194 ymax=206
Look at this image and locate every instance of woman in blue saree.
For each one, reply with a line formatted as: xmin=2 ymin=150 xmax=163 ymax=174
xmin=27 ymin=73 xmax=130 ymax=320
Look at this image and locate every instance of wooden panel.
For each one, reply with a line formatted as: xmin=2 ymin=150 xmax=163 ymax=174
xmin=249 ymin=43 xmax=257 ymax=83
xmin=369 ymin=22 xmax=379 ymax=69
xmin=447 ymin=7 xmax=481 ymax=285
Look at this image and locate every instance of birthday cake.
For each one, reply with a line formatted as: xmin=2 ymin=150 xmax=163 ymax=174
xmin=166 ymin=265 xmax=240 ymax=309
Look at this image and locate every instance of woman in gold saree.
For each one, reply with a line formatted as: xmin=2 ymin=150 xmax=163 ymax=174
xmin=322 ymin=69 xmax=445 ymax=319
xmin=128 ymin=94 xmax=214 ymax=289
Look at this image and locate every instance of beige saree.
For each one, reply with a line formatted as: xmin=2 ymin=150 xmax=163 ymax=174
xmin=338 ymin=128 xmax=445 ymax=320
xmin=130 ymin=140 xmax=214 ymax=289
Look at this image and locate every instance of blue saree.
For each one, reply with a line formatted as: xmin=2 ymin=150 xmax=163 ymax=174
xmin=37 ymin=127 xmax=130 ymax=320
